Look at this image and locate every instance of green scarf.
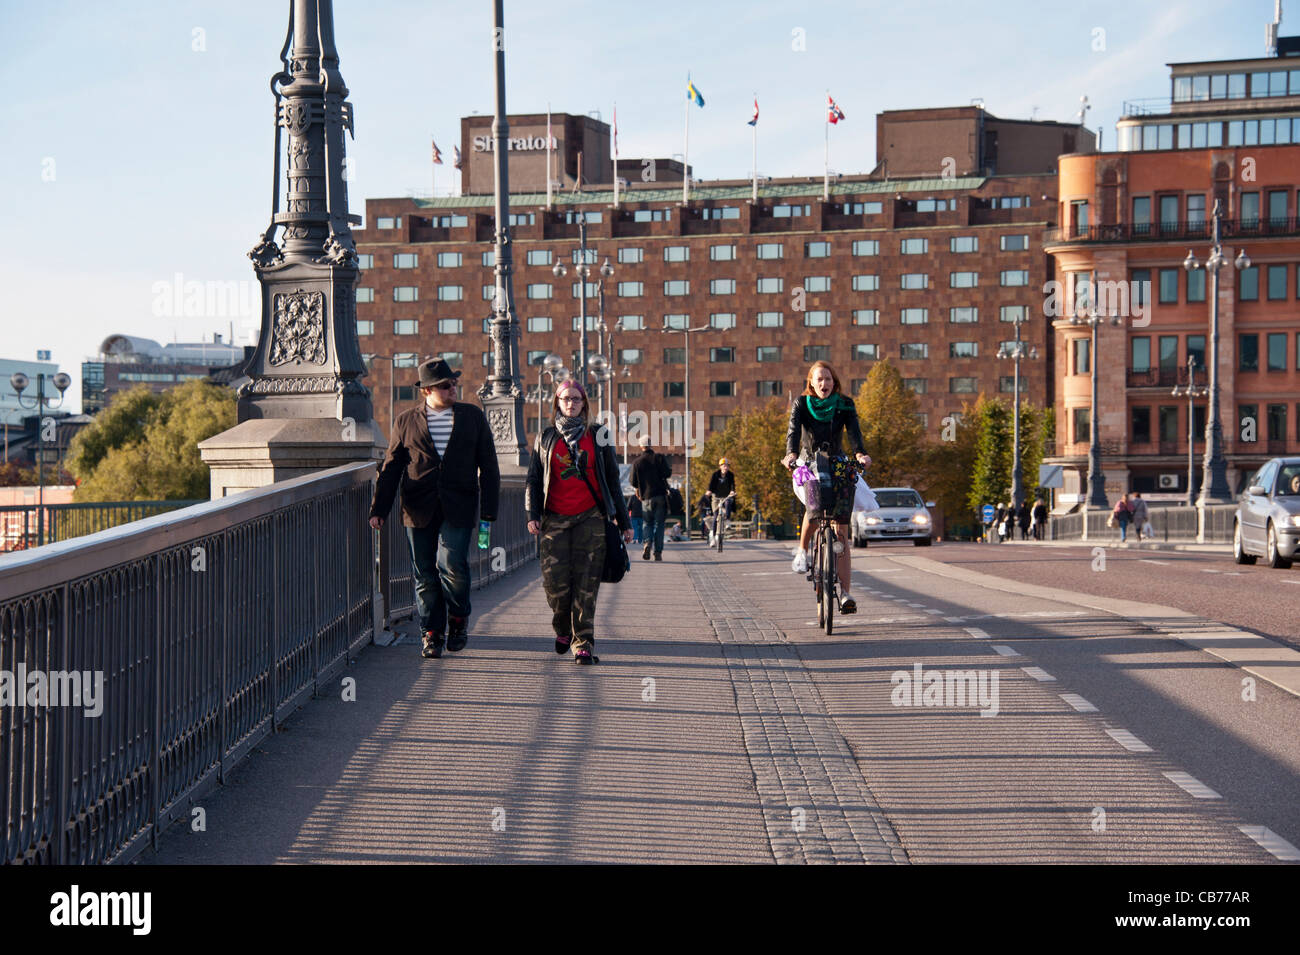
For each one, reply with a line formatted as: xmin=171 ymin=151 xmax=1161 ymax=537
xmin=806 ymin=393 xmax=850 ymax=422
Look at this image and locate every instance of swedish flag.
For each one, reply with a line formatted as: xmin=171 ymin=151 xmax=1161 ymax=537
xmin=687 ymin=77 xmax=705 ymax=108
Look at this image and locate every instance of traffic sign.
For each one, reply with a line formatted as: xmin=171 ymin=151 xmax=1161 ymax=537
xmin=981 ymin=504 xmax=996 ymax=523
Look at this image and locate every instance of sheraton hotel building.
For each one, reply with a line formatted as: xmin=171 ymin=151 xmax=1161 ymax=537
xmin=354 ymin=107 xmax=1092 ymax=476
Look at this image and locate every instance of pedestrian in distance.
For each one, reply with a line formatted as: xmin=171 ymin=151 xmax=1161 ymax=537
xmin=630 ymin=435 xmax=672 ymax=561
xmin=526 ymin=380 xmax=632 ymax=665
xmin=1111 ymin=496 xmax=1134 ymax=542
xmin=1129 ymin=491 xmax=1150 ymax=541
xmin=1032 ymin=497 xmax=1049 ymax=541
xmin=627 ymin=493 xmax=644 ymax=544
xmin=369 ymin=358 xmax=500 ymax=660
xmin=1017 ymin=500 xmax=1032 ymax=540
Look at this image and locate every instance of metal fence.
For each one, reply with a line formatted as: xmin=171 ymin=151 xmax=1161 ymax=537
xmin=0 ymin=500 xmax=205 ymax=552
xmin=1046 ymin=504 xmax=1237 ymax=542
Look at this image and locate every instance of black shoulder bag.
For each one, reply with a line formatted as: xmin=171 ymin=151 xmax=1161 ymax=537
xmin=573 ymin=440 xmax=630 ymax=584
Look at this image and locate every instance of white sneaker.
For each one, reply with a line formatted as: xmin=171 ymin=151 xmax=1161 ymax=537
xmin=791 ymin=550 xmax=809 ymax=573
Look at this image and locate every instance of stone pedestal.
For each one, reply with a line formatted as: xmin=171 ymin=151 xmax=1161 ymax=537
xmin=199 ymin=417 xmax=385 ymax=498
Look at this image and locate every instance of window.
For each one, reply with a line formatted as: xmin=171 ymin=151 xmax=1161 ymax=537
xmin=1073 ymin=338 xmax=1090 ymax=375
xmin=1131 ymin=407 xmax=1151 ymax=444
xmin=843 ymin=201 xmax=883 ymax=215
xmin=950 ymin=342 xmax=978 ymax=358
xmin=618 ymin=382 xmax=643 ymax=399
xmin=710 ymin=313 xmax=736 ymax=329
xmin=618 ymin=348 xmax=643 ymax=365
xmin=900 ymin=238 xmax=928 ymax=254
xmin=1075 ymin=273 xmax=1094 ymax=312
xmin=804 ymin=345 xmax=831 ymax=362
xmin=1267 ymin=404 xmax=1288 ymax=441
xmin=852 ymin=344 xmax=878 ymax=361
xmin=436 ymin=252 xmax=461 ymax=268
xmin=663 ymin=381 xmax=685 ymax=398
xmin=376 ymin=216 xmax=398 ymax=229
xmin=1267 ymin=264 xmax=1288 ymax=300
xmin=804 ymin=276 xmax=831 ymax=293
xmin=804 ymin=310 xmax=830 ymax=327
xmin=1131 ymin=337 xmax=1151 ymax=372
xmin=618 ymin=247 xmax=644 ymax=264
xmin=356 ymin=288 xmax=375 ymax=304
xmin=950 ymin=271 xmax=979 ymax=288
xmin=1159 ymin=406 xmax=1179 ymax=443
xmin=1240 ymin=334 xmax=1259 ymax=371
xmin=572 ymin=281 xmax=599 ymax=298
xmin=1158 ymin=268 xmax=1179 ymax=304
xmin=757 ymin=346 xmax=782 ymax=362
xmin=436 ymin=285 xmax=463 ymax=302
xmin=1071 ymin=200 xmax=1089 ymax=236
xmin=852 ymin=240 xmax=879 ymax=256
xmin=526 ymin=316 xmax=551 ymax=333
xmin=947 ymin=377 xmax=976 ymax=393
xmin=394 ymin=319 xmax=418 ymax=335
xmin=619 ymin=315 xmax=644 ymax=330
xmin=663 ymin=348 xmax=685 ymax=364
xmin=1130 ymin=197 xmax=1151 ymax=233
xmin=710 ymin=278 xmax=737 ymax=295
xmin=1268 ymin=189 xmax=1288 ymax=224
xmin=757 ymin=380 xmax=783 ymax=396
xmin=393 ymin=286 xmax=418 ymax=302
xmin=700 ymin=206 xmax=740 ymax=221
xmin=1073 ymin=407 xmax=1090 ymax=444
xmin=1187 ymin=194 xmax=1206 ymax=227
xmin=526 ymin=250 xmax=552 ymax=266
xmin=853 ymin=309 xmax=879 ymax=326
xmin=756 ymin=311 xmax=783 ymax=328
xmin=664 ymin=314 xmax=688 ymax=330
xmin=806 ymin=241 xmax=832 ymax=258
xmin=1186 ymin=268 xmax=1206 ymax=303
xmin=437 ymin=319 xmax=462 ymax=335
xmin=771 ymin=204 xmax=810 ymax=218
xmin=755 ymin=243 xmax=784 ymax=260
xmin=756 ymin=277 xmax=784 ymax=294
xmin=900 ymin=308 xmax=928 ymax=325
xmin=526 ymin=283 xmax=552 ymax=299
xmin=571 ymin=315 xmax=599 ymax=332
xmin=903 ymin=378 xmax=927 ymax=394
xmin=1159 ymin=195 xmax=1179 ymax=229
xmin=710 ymin=244 xmax=737 ymax=261
xmin=999 ymin=234 xmax=1028 ymax=251
xmin=508 ymin=212 xmax=536 ymax=227
xmin=356 ymin=320 xmax=373 ymax=336
xmin=999 ymin=376 xmax=1026 ymax=394
xmin=482 ymin=285 xmax=497 ymax=301
xmin=1268 ymin=333 xmax=1286 ymax=371
xmin=709 ymin=381 xmax=736 ymax=397
xmin=901 ymin=343 xmax=928 ymax=360
xmin=526 ymin=350 xmax=549 ymax=367
xmin=1240 ymin=192 xmax=1260 ymax=226
xmin=632 ymin=208 xmax=671 ymax=222
xmin=1001 ymin=270 xmax=1029 ymax=287
xmin=1239 ymin=266 xmax=1259 ymax=301
xmin=1158 ymin=335 xmax=1178 ymax=370
xmin=482 ymin=251 xmax=495 ymax=267
xmin=852 ymin=275 xmax=879 ymax=291
xmin=999 ymin=305 xmax=1026 ymax=324
xmin=900 ymin=273 xmax=929 ymax=290
xmin=950 ymin=307 xmax=978 ymax=324
xmin=393 ymin=353 xmax=418 ymax=368
xmin=710 ymin=347 xmax=735 ymax=363
xmin=357 ymin=254 xmax=373 ymax=270
xmin=1187 ymin=334 xmax=1205 ymax=369
xmin=482 ymin=318 xmax=492 ymax=334
xmin=618 ymin=281 xmax=644 ymax=297
xmin=914 ymin=198 xmax=955 ymax=212
xmin=950 ymin=236 xmax=978 ymax=253
xmin=664 ymin=280 xmax=690 ymax=296
xmin=664 ymin=246 xmax=690 ymax=263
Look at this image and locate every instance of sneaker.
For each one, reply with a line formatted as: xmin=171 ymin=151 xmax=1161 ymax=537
xmin=446 ymin=617 xmax=469 ymax=652
xmin=554 ymin=633 xmax=571 ymax=655
xmin=791 ymin=550 xmax=809 ymax=574
xmin=421 ymin=631 xmax=444 ymax=658
xmin=653 ymin=553 xmax=662 ymax=561
xmin=642 ymin=543 xmax=651 ymax=560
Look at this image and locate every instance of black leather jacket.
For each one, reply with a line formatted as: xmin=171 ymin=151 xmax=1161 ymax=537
xmin=526 ymin=425 xmax=631 ymax=531
xmin=785 ymin=394 xmax=866 ymax=458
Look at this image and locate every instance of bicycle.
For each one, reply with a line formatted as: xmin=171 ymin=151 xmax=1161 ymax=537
xmin=712 ymin=493 xmax=734 ymax=552
xmin=789 ymin=445 xmax=842 ymax=635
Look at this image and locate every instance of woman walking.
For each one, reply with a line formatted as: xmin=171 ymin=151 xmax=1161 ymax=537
xmin=526 ymin=381 xmax=632 ymax=664
xmin=781 ymin=361 xmax=872 ymax=614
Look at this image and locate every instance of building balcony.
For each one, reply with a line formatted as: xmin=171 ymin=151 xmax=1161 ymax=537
xmin=1127 ymin=367 xmax=1190 ymax=388
xmin=1045 ymin=216 xmax=1300 ymax=246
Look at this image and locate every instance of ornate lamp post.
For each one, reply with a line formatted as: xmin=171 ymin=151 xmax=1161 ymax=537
xmin=535 ymin=354 xmax=565 ymax=433
xmin=661 ymin=321 xmax=713 ymax=536
xmin=1069 ymin=292 xmax=1122 ymax=510
xmin=552 ymin=217 xmax=603 ymax=385
xmin=1183 ymin=199 xmax=1248 ymax=505
xmin=996 ymin=314 xmax=1039 ymax=510
xmin=9 ymin=371 xmax=72 ymax=547
xmin=1171 ymin=355 xmax=1208 ymax=507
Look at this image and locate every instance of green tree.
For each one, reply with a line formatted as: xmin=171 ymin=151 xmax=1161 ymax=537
xmin=853 ymin=359 xmax=927 ymax=488
xmin=689 ymin=396 xmax=796 ymax=525
xmin=65 ymin=386 xmax=162 ymax=479
xmin=926 ymin=398 xmax=982 ymax=528
xmin=69 ymin=380 xmax=236 ymax=501
xmin=968 ymin=395 xmax=1014 ymax=516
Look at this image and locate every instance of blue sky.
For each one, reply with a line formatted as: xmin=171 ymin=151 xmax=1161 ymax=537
xmin=0 ymin=0 xmax=1276 ymax=412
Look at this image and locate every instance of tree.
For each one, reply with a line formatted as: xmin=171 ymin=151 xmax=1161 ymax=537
xmin=968 ymin=395 xmax=1014 ymax=515
xmin=689 ymin=396 xmax=796 ymax=525
xmin=926 ymin=399 xmax=982 ymax=528
xmin=853 ymin=360 xmax=927 ymax=488
xmin=69 ymin=380 xmax=236 ymax=501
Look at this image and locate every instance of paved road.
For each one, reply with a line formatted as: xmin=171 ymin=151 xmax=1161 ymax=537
xmin=143 ymin=539 xmax=1299 ymax=865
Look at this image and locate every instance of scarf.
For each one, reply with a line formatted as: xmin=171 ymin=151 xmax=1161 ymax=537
xmin=806 ymin=393 xmax=850 ymax=422
xmin=554 ymin=412 xmax=588 ymax=457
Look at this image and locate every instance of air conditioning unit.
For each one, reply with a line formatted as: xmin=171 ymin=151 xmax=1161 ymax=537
xmin=1158 ymin=474 xmax=1179 ymax=489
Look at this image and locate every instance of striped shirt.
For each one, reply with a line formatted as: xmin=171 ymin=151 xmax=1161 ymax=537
xmin=425 ymin=406 xmax=454 ymax=457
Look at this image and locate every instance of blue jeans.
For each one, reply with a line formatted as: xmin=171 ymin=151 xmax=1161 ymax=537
xmin=630 ymin=516 xmax=643 ymax=543
xmin=1118 ymin=517 xmax=1130 ymax=542
xmin=406 ymin=517 xmax=472 ymax=634
xmin=643 ymin=495 xmax=667 ymax=555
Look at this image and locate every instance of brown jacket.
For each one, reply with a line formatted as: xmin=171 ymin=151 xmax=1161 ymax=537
xmin=370 ymin=401 xmax=500 ymax=528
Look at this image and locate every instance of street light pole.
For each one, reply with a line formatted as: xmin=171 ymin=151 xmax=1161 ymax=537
xmin=9 ymin=370 xmax=72 ymax=547
xmin=997 ymin=316 xmax=1038 ymax=510
xmin=1172 ymin=355 xmax=1207 ymax=507
xmin=1070 ymin=283 xmax=1120 ymax=510
xmin=663 ymin=321 xmax=711 ymax=536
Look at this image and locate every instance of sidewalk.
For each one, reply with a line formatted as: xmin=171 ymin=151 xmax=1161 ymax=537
xmin=1007 ymin=538 xmax=1231 ymax=554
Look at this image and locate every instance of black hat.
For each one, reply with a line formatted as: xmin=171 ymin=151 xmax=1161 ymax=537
xmin=414 ymin=358 xmax=462 ymax=388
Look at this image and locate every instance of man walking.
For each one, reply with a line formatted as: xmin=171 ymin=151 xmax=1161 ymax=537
xmin=630 ymin=435 xmax=671 ymax=560
xmin=1130 ymin=491 xmax=1150 ymax=541
xmin=369 ymin=358 xmax=500 ymax=659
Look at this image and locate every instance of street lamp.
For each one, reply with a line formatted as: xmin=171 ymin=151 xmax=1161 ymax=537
xmin=1069 ymin=294 xmax=1122 ymax=509
xmin=661 ymin=320 xmax=713 ymax=537
xmin=1183 ymin=198 xmax=1248 ymax=505
xmin=9 ymin=370 xmax=72 ymax=547
xmin=1171 ymin=354 xmax=1208 ymax=508
xmin=535 ymin=353 xmax=566 ymax=434
xmin=552 ymin=215 xmax=607 ymax=386
xmin=996 ymin=315 xmax=1039 ymax=510
xmin=587 ymin=354 xmax=610 ymax=420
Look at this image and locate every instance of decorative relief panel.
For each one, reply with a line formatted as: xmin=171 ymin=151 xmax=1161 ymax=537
xmin=269 ymin=289 xmax=326 ymax=365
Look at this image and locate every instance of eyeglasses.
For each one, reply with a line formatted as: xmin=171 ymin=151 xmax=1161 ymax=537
xmin=557 ymin=395 xmax=584 ymax=403
xmin=432 ymin=382 xmax=456 ymax=391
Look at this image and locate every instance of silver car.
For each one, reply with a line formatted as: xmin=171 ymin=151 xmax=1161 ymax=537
xmin=1234 ymin=457 xmax=1300 ymax=568
xmin=852 ymin=487 xmax=934 ymax=547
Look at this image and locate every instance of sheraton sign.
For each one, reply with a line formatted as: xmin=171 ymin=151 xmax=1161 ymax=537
xmin=472 ymin=134 xmax=557 ymax=152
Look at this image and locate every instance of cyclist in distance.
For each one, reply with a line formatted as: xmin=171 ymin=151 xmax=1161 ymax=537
xmin=707 ymin=457 xmax=737 ymax=544
xmin=781 ymin=361 xmax=871 ymax=613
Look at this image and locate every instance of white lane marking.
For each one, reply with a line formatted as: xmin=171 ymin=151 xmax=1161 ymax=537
xmin=991 ymin=645 xmax=1020 ymax=657
xmin=1201 ymin=569 xmax=1221 ymax=574
xmin=743 ymin=571 xmax=795 ymax=576
xmin=1105 ymin=728 xmax=1153 ymax=753
xmin=906 ymin=602 xmax=926 ymax=607
xmin=1021 ymin=666 xmax=1056 ymax=682
xmin=1239 ymin=826 xmax=1300 ymax=861
xmin=1223 ymin=572 xmax=1243 ymax=576
xmin=1281 ymin=580 xmax=1300 ymax=586
xmin=923 ymin=609 xmax=943 ymax=615
xmin=944 ymin=616 xmax=966 ymax=623
xmin=1163 ymin=771 xmax=1222 ymax=800
xmin=962 ymin=627 xmax=990 ymax=639
xmin=870 ymin=568 xmax=904 ymax=573
xmin=1141 ymin=559 xmax=1172 ymax=565
xmin=1060 ymin=693 xmax=1098 ymax=712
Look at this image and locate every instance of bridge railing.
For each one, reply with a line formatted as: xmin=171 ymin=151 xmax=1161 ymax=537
xmin=0 ymin=500 xmax=206 ymax=551
xmin=1046 ymin=504 xmax=1237 ymax=542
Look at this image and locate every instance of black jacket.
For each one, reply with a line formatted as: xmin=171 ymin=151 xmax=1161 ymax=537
xmin=525 ymin=425 xmax=631 ymax=532
xmin=370 ymin=401 xmax=500 ymax=529
xmin=630 ymin=448 xmax=672 ymax=500
xmin=708 ymin=469 xmax=736 ymax=499
xmin=786 ymin=394 xmax=866 ymax=458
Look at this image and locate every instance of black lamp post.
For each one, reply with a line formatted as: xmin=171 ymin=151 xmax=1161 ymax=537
xmin=1069 ymin=292 xmax=1122 ymax=510
xmin=1171 ymin=355 xmax=1208 ymax=507
xmin=9 ymin=370 xmax=72 ymax=547
xmin=997 ymin=314 xmax=1039 ymax=509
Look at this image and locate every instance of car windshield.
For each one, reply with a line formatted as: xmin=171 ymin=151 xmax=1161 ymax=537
xmin=1277 ymin=465 xmax=1300 ymax=496
xmin=874 ymin=490 xmax=924 ymax=509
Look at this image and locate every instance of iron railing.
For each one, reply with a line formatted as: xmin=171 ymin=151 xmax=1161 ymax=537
xmin=1047 ymin=217 xmax=1300 ymax=244
xmin=1046 ymin=503 xmax=1236 ymax=542
xmin=0 ymin=500 xmax=205 ymax=552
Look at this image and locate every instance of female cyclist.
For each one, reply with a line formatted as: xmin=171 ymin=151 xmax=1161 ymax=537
xmin=781 ymin=361 xmax=871 ymax=614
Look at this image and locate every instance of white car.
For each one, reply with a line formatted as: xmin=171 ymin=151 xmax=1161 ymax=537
xmin=852 ymin=487 xmax=934 ymax=547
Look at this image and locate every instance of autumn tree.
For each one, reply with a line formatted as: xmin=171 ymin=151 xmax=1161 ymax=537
xmin=690 ymin=396 xmax=797 ymax=525
xmin=853 ymin=359 xmax=928 ymax=488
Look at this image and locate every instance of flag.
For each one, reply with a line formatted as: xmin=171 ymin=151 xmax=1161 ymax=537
xmin=431 ymin=140 xmax=444 ymax=164
xmin=453 ymin=145 xmax=462 ymax=169
xmin=687 ymin=76 xmax=705 ymax=108
xmin=827 ymin=95 xmax=845 ymax=124
xmin=748 ymin=97 xmax=759 ymax=126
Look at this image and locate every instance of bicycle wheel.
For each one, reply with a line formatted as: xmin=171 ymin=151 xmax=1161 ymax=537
xmin=813 ymin=532 xmax=825 ymax=626
xmin=821 ymin=525 xmax=835 ymax=635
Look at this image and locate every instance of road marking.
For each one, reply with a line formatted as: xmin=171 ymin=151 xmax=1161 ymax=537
xmin=1141 ymin=559 xmax=1172 ymax=565
xmin=991 ymin=645 xmax=1020 ymax=657
xmin=906 ymin=602 xmax=926 ymax=608
xmin=1162 ymin=771 xmax=1222 ymax=800
xmin=1060 ymin=693 xmax=1098 ymax=712
xmin=743 ymin=571 xmax=793 ymax=577
xmin=923 ymin=609 xmax=943 ymax=615
xmin=1105 ymin=728 xmax=1153 ymax=753
xmin=870 ymin=568 xmax=904 ymax=573
xmin=1239 ymin=826 xmax=1300 ymax=861
xmin=1021 ymin=666 xmax=1056 ymax=682
xmin=1281 ymin=580 xmax=1300 ymax=586
xmin=944 ymin=616 xmax=966 ymax=623
xmin=1201 ymin=569 xmax=1221 ymax=574
xmin=962 ymin=627 xmax=990 ymax=639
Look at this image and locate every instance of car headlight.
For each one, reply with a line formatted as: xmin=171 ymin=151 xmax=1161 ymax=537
xmin=865 ymin=516 xmax=881 ymax=525
xmin=912 ymin=512 xmax=930 ymax=525
xmin=1290 ymin=514 xmax=1300 ymax=528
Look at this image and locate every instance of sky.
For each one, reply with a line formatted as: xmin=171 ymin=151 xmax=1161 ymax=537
xmin=0 ymin=0 xmax=1280 ymax=413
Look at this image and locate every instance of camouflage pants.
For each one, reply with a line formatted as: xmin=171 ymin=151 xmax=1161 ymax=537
xmin=539 ymin=507 xmax=607 ymax=653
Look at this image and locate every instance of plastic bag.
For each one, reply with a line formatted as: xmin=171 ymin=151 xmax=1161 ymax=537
xmin=792 ymin=462 xmax=819 ymax=509
xmin=854 ymin=475 xmax=878 ymax=512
